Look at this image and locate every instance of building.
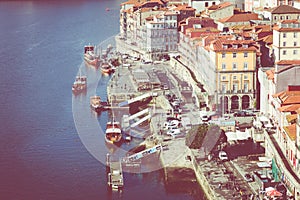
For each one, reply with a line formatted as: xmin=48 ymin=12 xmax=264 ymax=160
xmin=264 ymin=86 xmax=300 ymax=198
xmin=217 ymin=13 xmax=261 ymax=31
xmin=202 ymin=2 xmax=235 ymax=21
xmin=272 ymin=19 xmax=300 ymax=63
xmin=145 ymin=10 xmax=179 ymax=58
xmin=262 ymin=5 xmax=300 ymax=25
xmin=188 ymin=0 xmax=220 ymax=13
xmin=209 ymin=39 xmax=258 ymax=112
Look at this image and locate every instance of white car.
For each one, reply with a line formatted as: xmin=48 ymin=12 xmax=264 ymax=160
xmin=166 ymin=129 xmax=181 ymax=137
xmin=218 ymin=151 xmax=228 ymax=161
xmin=163 ymin=120 xmax=180 ymax=130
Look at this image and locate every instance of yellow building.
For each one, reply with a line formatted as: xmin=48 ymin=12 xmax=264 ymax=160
xmin=209 ymin=38 xmax=258 ymax=112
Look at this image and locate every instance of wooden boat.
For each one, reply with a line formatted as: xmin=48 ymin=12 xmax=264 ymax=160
xmin=84 ymin=45 xmax=100 ymax=67
xmin=105 ymin=120 xmax=122 ymax=144
xmin=72 ymin=75 xmax=87 ymax=93
xmin=90 ymin=96 xmax=109 ymax=112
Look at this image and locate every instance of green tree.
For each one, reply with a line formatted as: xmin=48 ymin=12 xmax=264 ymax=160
xmin=185 ymin=124 xmax=208 ymax=149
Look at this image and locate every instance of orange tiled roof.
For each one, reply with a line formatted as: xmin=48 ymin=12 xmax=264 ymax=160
xmin=286 ymin=114 xmax=298 ymax=123
xmin=273 ymin=90 xmax=300 ymax=105
xmin=207 ymin=2 xmax=232 ymax=11
xmin=218 ymin=13 xmax=260 ymax=23
xmin=173 ymin=4 xmax=195 ymax=11
xmin=266 ymin=69 xmax=275 ymax=80
xmin=278 ymin=104 xmax=300 ymax=112
xmin=276 ymin=60 xmax=300 ymax=66
xmin=210 ymin=39 xmax=257 ymax=52
xmin=258 ymin=34 xmax=273 ymax=44
xmin=271 ymin=5 xmax=300 ymax=14
xmin=283 ymin=124 xmax=296 ymax=141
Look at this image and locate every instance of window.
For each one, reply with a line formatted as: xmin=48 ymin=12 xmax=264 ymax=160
xmin=233 ymin=84 xmax=238 ymax=93
xmin=222 ymin=84 xmax=226 ymax=93
xmin=283 ymin=33 xmax=286 ymax=38
xmin=274 ymin=16 xmax=277 ymax=20
xmin=222 ymin=76 xmax=226 ymax=80
xmin=233 ymin=76 xmax=237 ymax=80
xmin=244 ymin=52 xmax=248 ymax=57
xmin=244 ymin=75 xmax=248 ymax=79
xmin=205 ymin=2 xmax=208 ymax=7
xmin=233 ymin=44 xmax=238 ymax=49
xmin=222 ymin=52 xmax=226 ymax=58
xmin=244 ymin=82 xmax=248 ymax=93
xmin=280 ymin=16 xmax=284 ymax=20
xmin=283 ymin=42 xmax=286 ymax=46
xmin=232 ymin=63 xmax=237 ymax=70
xmin=244 ymin=62 xmax=248 ymax=70
xmin=233 ymin=52 xmax=237 ymax=58
xmin=222 ymin=63 xmax=226 ymax=70
xmin=283 ymin=50 xmax=287 ymax=55
xmin=294 ymin=50 xmax=298 ymax=55
xmin=294 ymin=32 xmax=297 ymax=38
xmin=294 ymin=42 xmax=297 ymax=46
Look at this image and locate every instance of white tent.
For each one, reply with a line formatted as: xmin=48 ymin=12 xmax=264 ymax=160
xmin=225 ymin=129 xmax=251 ymax=141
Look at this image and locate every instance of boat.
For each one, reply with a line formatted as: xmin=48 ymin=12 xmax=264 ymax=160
xmin=105 ymin=119 xmax=122 ymax=144
xmin=90 ymin=95 xmax=110 ymax=112
xmin=100 ymin=63 xmax=113 ymax=74
xmin=72 ymin=75 xmax=87 ymax=93
xmin=84 ymin=45 xmax=100 ymax=67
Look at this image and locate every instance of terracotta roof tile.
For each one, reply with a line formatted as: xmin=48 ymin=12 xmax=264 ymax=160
xmin=266 ymin=69 xmax=274 ymax=80
xmin=283 ymin=124 xmax=296 ymax=141
xmin=286 ymin=114 xmax=298 ymax=123
xmin=207 ymin=2 xmax=232 ymax=11
xmin=271 ymin=5 xmax=300 ymax=14
xmin=276 ymin=60 xmax=300 ymax=66
xmin=218 ymin=13 xmax=260 ymax=23
xmin=278 ymin=104 xmax=300 ymax=112
xmin=273 ymin=90 xmax=300 ymax=105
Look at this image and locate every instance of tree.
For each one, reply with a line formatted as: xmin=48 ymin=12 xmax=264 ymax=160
xmin=185 ymin=124 xmax=209 ymax=149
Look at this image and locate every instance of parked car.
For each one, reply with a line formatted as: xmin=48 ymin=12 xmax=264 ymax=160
xmin=218 ymin=151 xmax=228 ymax=161
xmin=166 ymin=129 xmax=181 ymax=137
xmin=233 ymin=110 xmax=254 ymax=117
xmin=163 ymin=120 xmax=180 ymax=130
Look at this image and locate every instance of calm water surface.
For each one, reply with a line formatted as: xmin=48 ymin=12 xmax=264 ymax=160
xmin=0 ymin=1 xmax=205 ymax=199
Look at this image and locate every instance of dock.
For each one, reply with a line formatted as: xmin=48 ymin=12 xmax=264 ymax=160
xmin=106 ymin=154 xmax=124 ymax=191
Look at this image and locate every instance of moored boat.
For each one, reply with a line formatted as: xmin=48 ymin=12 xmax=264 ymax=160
xmin=105 ymin=120 xmax=122 ymax=144
xmin=72 ymin=75 xmax=87 ymax=93
xmin=90 ymin=95 xmax=109 ymax=112
xmin=84 ymin=45 xmax=100 ymax=67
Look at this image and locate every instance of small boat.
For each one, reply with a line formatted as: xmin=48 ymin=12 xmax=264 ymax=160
xmin=90 ymin=95 xmax=109 ymax=112
xmin=84 ymin=45 xmax=100 ymax=67
xmin=101 ymin=63 xmax=113 ymax=74
xmin=105 ymin=120 xmax=122 ymax=144
xmin=72 ymin=75 xmax=87 ymax=93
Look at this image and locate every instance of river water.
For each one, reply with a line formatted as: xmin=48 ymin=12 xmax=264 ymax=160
xmin=0 ymin=1 xmax=205 ymax=199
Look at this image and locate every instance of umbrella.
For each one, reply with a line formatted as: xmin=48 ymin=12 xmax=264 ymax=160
xmin=266 ymin=189 xmax=282 ymax=197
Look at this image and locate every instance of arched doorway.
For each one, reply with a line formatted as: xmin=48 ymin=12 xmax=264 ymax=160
xmin=242 ymin=95 xmax=250 ymax=109
xmin=231 ymin=95 xmax=239 ymax=110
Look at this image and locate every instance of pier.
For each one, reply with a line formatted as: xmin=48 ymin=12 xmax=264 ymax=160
xmin=106 ymin=154 xmax=124 ymax=191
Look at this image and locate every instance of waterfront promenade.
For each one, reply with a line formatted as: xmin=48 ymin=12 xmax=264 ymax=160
xmin=106 ymin=41 xmax=269 ymax=199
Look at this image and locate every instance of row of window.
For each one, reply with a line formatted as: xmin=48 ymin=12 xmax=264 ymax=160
xmin=282 ymin=32 xmax=298 ymax=38
xmin=282 ymin=41 xmax=298 ymax=47
xmin=282 ymin=49 xmax=298 ymax=55
xmin=221 ymin=62 xmax=249 ymax=70
xmin=222 ymin=52 xmax=248 ymax=58
xmin=222 ymin=75 xmax=249 ymax=80
xmin=151 ymin=23 xmax=177 ymax=29
xmin=221 ymin=82 xmax=249 ymax=93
